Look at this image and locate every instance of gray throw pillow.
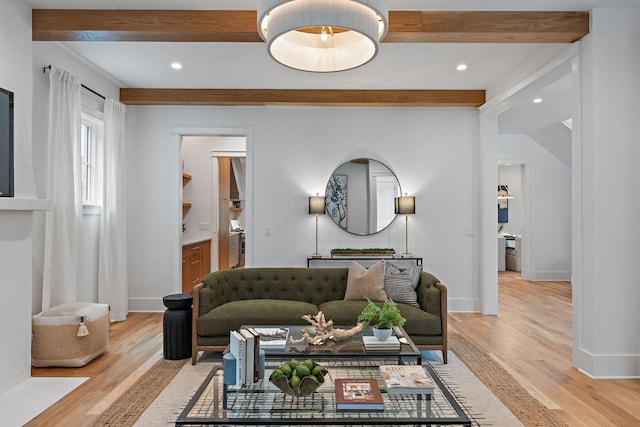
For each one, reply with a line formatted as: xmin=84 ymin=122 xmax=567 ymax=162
xmin=384 ymin=263 xmax=420 ymax=308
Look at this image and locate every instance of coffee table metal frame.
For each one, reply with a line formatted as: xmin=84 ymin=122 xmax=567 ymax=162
xmin=176 ymin=326 xmax=470 ymax=426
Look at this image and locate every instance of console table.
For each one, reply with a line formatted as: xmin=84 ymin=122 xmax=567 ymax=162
xmin=307 ymin=256 xmax=423 ymax=270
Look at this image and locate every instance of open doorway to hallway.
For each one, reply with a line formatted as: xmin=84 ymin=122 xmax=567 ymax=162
xmin=180 ymin=135 xmax=247 ymax=293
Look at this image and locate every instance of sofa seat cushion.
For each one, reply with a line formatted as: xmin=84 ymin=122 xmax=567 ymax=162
xmin=318 ymin=300 xmax=372 ymax=325
xmin=319 ymin=300 xmax=442 ymax=337
xmin=197 ymin=299 xmax=319 ymax=337
xmin=399 ymin=305 xmax=442 ymax=337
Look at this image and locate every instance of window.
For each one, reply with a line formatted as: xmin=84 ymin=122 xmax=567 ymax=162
xmin=80 ymin=112 xmax=104 ymax=206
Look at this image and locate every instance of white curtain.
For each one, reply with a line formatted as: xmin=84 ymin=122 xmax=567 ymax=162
xmin=42 ymin=66 xmax=82 ymax=309
xmin=98 ymin=99 xmax=128 ymax=322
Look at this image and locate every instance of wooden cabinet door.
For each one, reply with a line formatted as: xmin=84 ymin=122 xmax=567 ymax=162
xmin=181 ymin=239 xmax=211 ymax=293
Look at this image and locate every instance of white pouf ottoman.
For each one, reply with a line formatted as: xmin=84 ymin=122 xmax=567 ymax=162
xmin=32 ymin=302 xmax=110 ymax=367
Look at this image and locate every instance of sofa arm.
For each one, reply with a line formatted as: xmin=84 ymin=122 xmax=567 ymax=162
xmin=416 ymin=272 xmax=443 ymax=316
xmin=192 ymin=282 xmax=204 ymax=365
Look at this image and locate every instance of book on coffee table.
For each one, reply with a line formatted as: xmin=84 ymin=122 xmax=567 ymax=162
xmin=335 ymin=378 xmax=384 ymax=411
xmin=379 ymin=365 xmax=435 ymax=394
xmin=362 ymin=335 xmax=400 ymax=351
xmin=251 ymin=327 xmax=289 ymax=349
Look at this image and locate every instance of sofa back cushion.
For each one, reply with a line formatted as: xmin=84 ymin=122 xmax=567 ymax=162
xmin=199 ymin=268 xmax=350 ymax=313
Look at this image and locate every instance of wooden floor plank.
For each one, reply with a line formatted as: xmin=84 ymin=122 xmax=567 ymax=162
xmin=26 ymin=273 xmax=640 ymax=426
xmin=450 ymin=271 xmax=640 ymax=427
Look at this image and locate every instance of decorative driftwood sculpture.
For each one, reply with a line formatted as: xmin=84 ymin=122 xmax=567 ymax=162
xmin=289 ymin=311 xmax=364 ymax=345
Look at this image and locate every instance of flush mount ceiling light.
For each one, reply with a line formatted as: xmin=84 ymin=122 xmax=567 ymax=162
xmin=257 ymin=0 xmax=389 ymax=73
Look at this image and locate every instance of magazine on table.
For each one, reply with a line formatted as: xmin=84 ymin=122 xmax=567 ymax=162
xmin=379 ymin=365 xmax=435 ymax=394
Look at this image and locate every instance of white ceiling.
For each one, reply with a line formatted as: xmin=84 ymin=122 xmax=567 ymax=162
xmin=24 ymin=0 xmax=635 ymax=134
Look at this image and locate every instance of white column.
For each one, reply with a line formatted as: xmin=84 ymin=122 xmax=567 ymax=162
xmin=573 ymin=8 xmax=640 ymax=378
xmin=478 ymin=114 xmax=499 ymax=315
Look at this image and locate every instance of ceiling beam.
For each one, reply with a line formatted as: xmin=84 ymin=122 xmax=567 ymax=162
xmin=32 ymin=10 xmax=589 ymax=43
xmin=119 ymin=89 xmax=486 ymax=107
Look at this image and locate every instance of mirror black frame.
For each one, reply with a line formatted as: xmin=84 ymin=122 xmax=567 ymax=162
xmin=325 ymin=158 xmax=402 ymax=236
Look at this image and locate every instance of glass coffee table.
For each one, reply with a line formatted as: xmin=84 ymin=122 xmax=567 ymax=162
xmin=176 ymin=358 xmax=470 ymax=426
xmin=176 ymin=326 xmax=470 ymax=426
xmin=239 ymin=324 xmax=423 ymax=364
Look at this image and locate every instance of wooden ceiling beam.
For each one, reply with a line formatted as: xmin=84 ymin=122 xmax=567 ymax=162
xmin=33 ymin=10 xmax=589 ymax=43
xmin=119 ymin=88 xmax=486 ymax=107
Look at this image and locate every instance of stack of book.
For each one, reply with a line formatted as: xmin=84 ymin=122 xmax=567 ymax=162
xmin=228 ymin=327 xmax=261 ymax=385
xmin=251 ymin=327 xmax=289 ymax=350
xmin=379 ymin=365 xmax=435 ymax=394
xmin=362 ymin=335 xmax=401 ymax=351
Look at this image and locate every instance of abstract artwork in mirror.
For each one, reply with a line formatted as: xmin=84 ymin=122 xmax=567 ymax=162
xmin=326 ymin=174 xmax=347 ymax=230
xmin=325 ymin=159 xmax=401 ymax=235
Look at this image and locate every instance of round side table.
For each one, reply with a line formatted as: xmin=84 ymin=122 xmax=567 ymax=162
xmin=162 ymin=293 xmax=193 ymax=360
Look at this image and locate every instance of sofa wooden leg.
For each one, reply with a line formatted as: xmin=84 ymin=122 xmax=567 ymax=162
xmin=442 ymin=349 xmax=448 ymax=364
xmin=192 ymin=350 xmax=198 ymax=365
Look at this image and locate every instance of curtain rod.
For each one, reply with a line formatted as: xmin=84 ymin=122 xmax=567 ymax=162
xmin=43 ymin=65 xmax=106 ymax=100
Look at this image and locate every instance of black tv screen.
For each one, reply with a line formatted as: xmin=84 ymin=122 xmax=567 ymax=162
xmin=0 ymin=87 xmax=14 ymax=197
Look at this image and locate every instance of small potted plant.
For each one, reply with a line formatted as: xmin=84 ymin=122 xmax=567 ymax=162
xmin=357 ymin=298 xmax=406 ymax=340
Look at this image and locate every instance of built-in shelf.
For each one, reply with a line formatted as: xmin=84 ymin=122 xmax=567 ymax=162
xmin=182 ymin=173 xmax=192 ymax=217
xmin=230 ymin=207 xmax=242 ymax=211
xmin=182 ymin=172 xmax=192 ymax=185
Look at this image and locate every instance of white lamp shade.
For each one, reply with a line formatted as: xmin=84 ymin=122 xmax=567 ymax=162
xmin=258 ymin=0 xmax=388 ymax=72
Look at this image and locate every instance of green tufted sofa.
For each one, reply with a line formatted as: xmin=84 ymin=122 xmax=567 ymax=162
xmin=191 ymin=267 xmax=447 ymax=365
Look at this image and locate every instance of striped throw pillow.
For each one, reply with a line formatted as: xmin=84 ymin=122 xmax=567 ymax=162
xmin=384 ymin=263 xmax=420 ymax=308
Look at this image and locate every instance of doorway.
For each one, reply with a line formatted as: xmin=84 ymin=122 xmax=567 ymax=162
xmin=177 ymin=127 xmax=252 ymax=292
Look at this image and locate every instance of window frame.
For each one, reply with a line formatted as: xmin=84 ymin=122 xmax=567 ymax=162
xmin=80 ymin=111 xmax=104 ymax=208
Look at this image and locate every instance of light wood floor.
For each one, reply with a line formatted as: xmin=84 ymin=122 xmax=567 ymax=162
xmin=27 ymin=273 xmax=640 ymax=426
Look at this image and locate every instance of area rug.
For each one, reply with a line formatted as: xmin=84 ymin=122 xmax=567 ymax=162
xmin=93 ymin=335 xmax=563 ymax=426
xmin=132 ymin=354 xmax=522 ymax=426
xmin=91 ymin=358 xmax=187 ymax=427
xmin=448 ymin=332 xmax=566 ymax=427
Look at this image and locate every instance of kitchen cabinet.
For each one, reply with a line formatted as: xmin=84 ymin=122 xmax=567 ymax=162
xmin=229 ymin=233 xmax=239 ymax=268
xmin=182 ymin=239 xmax=211 ymax=293
xmin=218 ymin=157 xmax=231 ymax=270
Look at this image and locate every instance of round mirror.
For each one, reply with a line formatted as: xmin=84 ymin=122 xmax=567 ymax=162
xmin=325 ymin=158 xmax=401 ymax=235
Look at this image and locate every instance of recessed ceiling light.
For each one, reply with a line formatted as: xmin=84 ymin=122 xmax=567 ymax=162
xmin=456 ymin=63 xmax=468 ymax=71
xmin=532 ymin=98 xmax=543 ymax=104
xmin=171 ymin=62 xmax=182 ymax=70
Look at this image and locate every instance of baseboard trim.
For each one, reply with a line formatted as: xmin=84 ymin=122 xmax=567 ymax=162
xmin=448 ymin=298 xmax=480 ymax=313
xmin=527 ymin=271 xmax=572 ymax=281
xmin=574 ymin=348 xmax=640 ymax=379
xmin=128 ymin=297 xmax=165 ymax=312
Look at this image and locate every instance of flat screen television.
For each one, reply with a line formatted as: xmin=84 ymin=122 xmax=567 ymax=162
xmin=0 ymin=87 xmax=14 ymax=197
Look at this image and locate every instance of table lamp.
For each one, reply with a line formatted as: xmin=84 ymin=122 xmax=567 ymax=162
xmin=309 ymin=193 xmax=326 ymax=258
xmin=395 ymin=193 xmax=415 ymax=258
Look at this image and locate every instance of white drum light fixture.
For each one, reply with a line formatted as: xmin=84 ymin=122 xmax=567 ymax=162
xmin=257 ymin=0 xmax=389 ymax=72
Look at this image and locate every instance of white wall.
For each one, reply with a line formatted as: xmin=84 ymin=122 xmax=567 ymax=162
xmin=498 ymin=135 xmax=572 ymax=280
xmin=0 ymin=0 xmax=37 ymax=395
xmin=126 ymin=106 xmax=480 ymax=312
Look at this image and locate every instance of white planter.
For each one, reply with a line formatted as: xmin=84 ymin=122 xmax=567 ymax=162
xmin=372 ymin=326 xmax=393 ymax=341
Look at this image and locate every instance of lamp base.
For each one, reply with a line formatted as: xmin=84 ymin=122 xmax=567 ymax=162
xmin=311 ymin=253 xmax=322 ymax=259
xmin=401 ymin=253 xmax=413 ymax=258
